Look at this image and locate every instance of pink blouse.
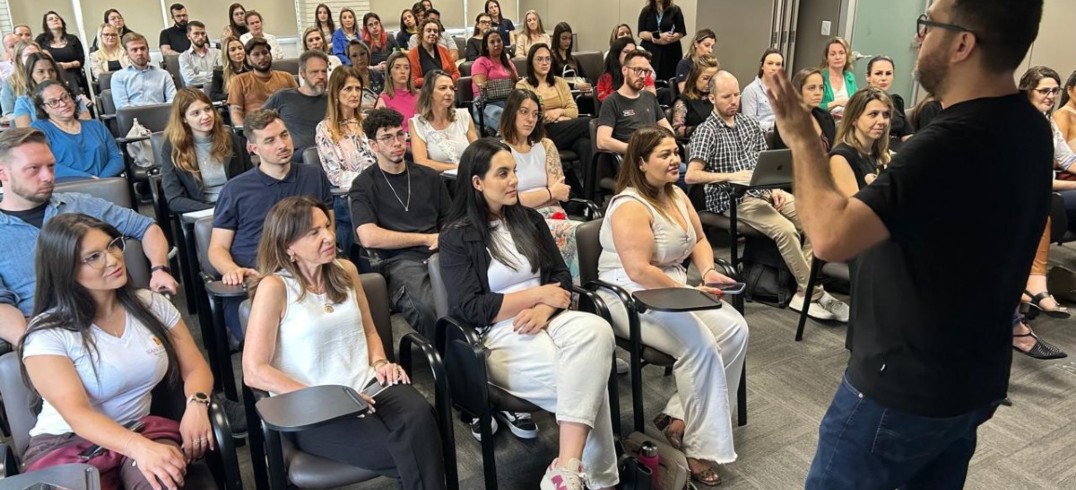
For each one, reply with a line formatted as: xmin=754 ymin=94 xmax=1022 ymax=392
xmin=471 ymin=56 xmax=518 ymax=95
xmin=378 ymin=90 xmax=419 ymax=133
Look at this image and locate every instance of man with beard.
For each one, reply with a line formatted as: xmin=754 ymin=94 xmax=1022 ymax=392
xmin=0 ymin=128 xmax=179 ymax=346
xmin=263 ymin=50 xmax=329 ymax=162
xmin=111 ymin=32 xmax=178 ymax=109
xmin=228 ymin=38 xmax=298 ymax=128
xmin=764 ymin=0 xmax=1050 ymax=488
xmin=595 ymin=49 xmax=672 ymax=155
xmin=349 ymin=108 xmax=449 ymax=342
xmin=209 ymin=109 xmax=333 ymax=341
xmin=686 ymin=71 xmax=849 ymax=322
xmin=178 ymin=21 xmax=220 ymax=87
xmin=159 ymin=3 xmax=191 ymax=56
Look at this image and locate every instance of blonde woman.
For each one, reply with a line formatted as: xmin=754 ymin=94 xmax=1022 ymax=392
xmin=410 ymin=70 xmax=478 ymax=172
xmin=1 ymin=40 xmax=42 ymax=116
xmin=90 ymin=23 xmax=129 ymax=78
xmin=829 ymin=87 xmax=892 ymax=194
xmin=209 ymin=36 xmax=248 ymax=103
xmin=302 ymin=26 xmax=342 ymax=73
xmin=375 ymin=52 xmax=419 ymax=134
xmin=513 ymin=10 xmax=550 ymax=59
xmin=819 ymin=36 xmax=857 ymax=115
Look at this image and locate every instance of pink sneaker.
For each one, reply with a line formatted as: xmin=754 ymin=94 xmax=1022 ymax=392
xmin=540 ymin=458 xmax=585 ymax=490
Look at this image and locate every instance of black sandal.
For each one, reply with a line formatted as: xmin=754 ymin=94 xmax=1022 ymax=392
xmin=652 ymin=413 xmax=683 ymax=450
xmin=1013 ymin=330 xmax=1068 ymax=360
xmin=1024 ymin=290 xmax=1070 ymax=319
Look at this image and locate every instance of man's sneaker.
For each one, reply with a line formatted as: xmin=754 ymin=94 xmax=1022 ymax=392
xmin=497 ymin=411 xmax=539 ymax=439
xmin=818 ymin=292 xmax=850 ymax=323
xmin=540 ymin=458 xmax=585 ymax=490
xmin=221 ymin=398 xmax=248 ymax=437
xmin=615 ymin=358 xmax=629 ymax=375
xmin=789 ymin=293 xmax=835 ymax=321
xmin=469 ymin=416 xmax=499 ymax=441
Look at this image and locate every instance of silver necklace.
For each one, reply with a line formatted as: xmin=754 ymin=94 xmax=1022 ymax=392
xmin=380 ymin=165 xmax=411 ymax=211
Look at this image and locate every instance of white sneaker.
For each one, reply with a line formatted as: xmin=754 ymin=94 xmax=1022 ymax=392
xmin=615 ymin=358 xmax=629 ymax=375
xmin=540 ymin=458 xmax=585 ymax=490
xmin=818 ymin=292 xmax=850 ymax=323
xmin=789 ymin=293 xmax=835 ymax=321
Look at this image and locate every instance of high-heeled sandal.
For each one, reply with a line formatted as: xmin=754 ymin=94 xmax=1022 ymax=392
xmin=1024 ymin=289 xmax=1070 ymax=319
xmin=652 ymin=413 xmax=683 ymax=450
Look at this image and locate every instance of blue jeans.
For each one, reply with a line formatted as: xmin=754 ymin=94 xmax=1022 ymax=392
xmin=472 ymin=100 xmax=505 ymax=134
xmin=806 ymin=374 xmax=999 ymax=490
xmin=333 ymin=195 xmax=354 ymax=256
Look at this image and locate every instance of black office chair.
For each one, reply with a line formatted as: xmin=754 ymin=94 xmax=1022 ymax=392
xmin=113 ymin=103 xmax=173 ymax=202
xmin=574 ymin=52 xmax=603 ymax=86
xmin=454 ymin=76 xmax=488 ymax=136
xmin=575 ymin=219 xmax=748 ymax=431
xmin=511 ymin=58 xmax=528 ymax=79
xmin=236 ymin=274 xmax=458 ymax=490
xmin=586 ymin=118 xmax=623 ymax=204
xmin=274 ymin=58 xmax=301 ymax=76
xmin=458 ymin=60 xmax=474 ymax=77
xmin=0 ymin=351 xmax=243 ymax=488
xmin=191 ymin=216 xmax=245 ymax=403
xmin=161 ymin=54 xmax=186 ymax=89
xmin=794 ymin=260 xmax=850 ymax=341
xmin=427 ymin=254 xmax=620 ymax=490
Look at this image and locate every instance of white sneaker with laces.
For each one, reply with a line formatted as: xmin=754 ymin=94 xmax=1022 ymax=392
xmin=789 ymin=293 xmax=836 ymax=321
xmin=540 ymin=458 xmax=585 ymax=490
xmin=818 ymin=292 xmax=850 ymax=323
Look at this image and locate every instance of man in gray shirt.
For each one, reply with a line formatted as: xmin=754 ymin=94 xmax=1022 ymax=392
xmin=596 ymin=49 xmax=672 ymax=154
xmin=263 ymin=50 xmax=329 ymax=162
xmin=178 ymin=21 xmax=220 ymax=87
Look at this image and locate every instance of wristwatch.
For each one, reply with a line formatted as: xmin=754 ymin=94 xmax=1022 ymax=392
xmin=151 ymin=265 xmax=172 ymax=274
xmin=187 ymin=392 xmax=210 ymax=406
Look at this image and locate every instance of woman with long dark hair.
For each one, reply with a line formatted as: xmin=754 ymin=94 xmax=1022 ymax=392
xmin=228 ymin=3 xmax=249 ymax=37
xmin=637 ymin=0 xmax=686 ymax=81
xmin=243 ymin=197 xmax=446 ymax=490
xmin=484 ymin=0 xmax=516 ymax=54
xmin=741 ymin=48 xmax=783 ymax=132
xmin=472 ymin=29 xmax=519 ymax=133
xmin=597 ymin=126 xmax=747 ymax=487
xmin=596 ymin=37 xmax=654 ymax=102
xmin=396 ymin=9 xmax=419 ymax=50
xmin=90 ymin=9 xmax=134 ymax=53
xmin=14 ymin=53 xmax=90 ymax=128
xmin=864 ymin=56 xmax=914 ymax=149
xmin=550 ymin=22 xmax=592 ymax=94
xmin=773 ymin=68 xmax=836 ymax=151
xmin=36 ymin=11 xmax=89 ymax=97
xmin=1053 ymin=70 xmax=1076 ymax=146
xmin=19 ymin=214 xmax=215 ymax=489
xmin=161 ymin=88 xmax=252 ymax=213
xmin=314 ymin=3 xmax=335 ymax=43
xmin=441 ymin=139 xmax=618 ymax=490
xmin=465 ymin=13 xmax=492 ymax=62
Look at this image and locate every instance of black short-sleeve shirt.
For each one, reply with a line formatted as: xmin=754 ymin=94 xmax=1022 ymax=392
xmin=848 ymin=94 xmax=1052 ymax=417
xmin=829 ymin=143 xmax=880 ymax=190
xmin=597 ymin=91 xmax=667 ymax=143
xmin=160 ymin=25 xmax=191 ymax=53
xmin=348 ymin=162 xmax=451 ymax=262
xmin=212 ymin=164 xmax=333 ymax=268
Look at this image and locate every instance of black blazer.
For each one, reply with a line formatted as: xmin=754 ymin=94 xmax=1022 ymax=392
xmin=160 ymin=132 xmax=252 ymax=214
xmin=439 ymin=208 xmax=572 ymax=328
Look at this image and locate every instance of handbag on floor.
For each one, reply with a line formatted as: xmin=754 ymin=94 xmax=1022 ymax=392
xmin=620 ymin=432 xmax=690 ymax=490
xmin=741 ymin=236 xmax=797 ymax=308
xmin=1047 ymin=266 xmax=1076 ymax=303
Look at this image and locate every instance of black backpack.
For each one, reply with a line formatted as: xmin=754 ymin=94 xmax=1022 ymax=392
xmin=741 ymin=236 xmax=797 ymax=307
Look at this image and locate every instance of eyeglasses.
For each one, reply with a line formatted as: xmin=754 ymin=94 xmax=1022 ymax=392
xmin=1035 ymin=87 xmax=1062 ymax=96
xmin=916 ymin=14 xmax=976 ymax=39
xmin=534 ymin=56 xmax=552 ymax=63
xmin=517 ymin=108 xmax=542 ymax=120
xmin=101 ymin=33 xmax=118 ymax=38
xmin=376 ymin=132 xmax=408 ymax=144
xmin=625 ymin=66 xmax=650 ymax=76
xmin=82 ymin=236 xmax=126 ymax=270
xmin=43 ymin=93 xmax=73 ymax=108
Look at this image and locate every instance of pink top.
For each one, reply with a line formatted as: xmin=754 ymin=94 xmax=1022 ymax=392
xmin=378 ymin=90 xmax=419 ymax=133
xmin=472 ymin=56 xmax=518 ymax=95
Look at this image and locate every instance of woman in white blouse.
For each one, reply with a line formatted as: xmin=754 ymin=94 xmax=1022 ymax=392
xmin=410 ymin=70 xmax=478 ymax=172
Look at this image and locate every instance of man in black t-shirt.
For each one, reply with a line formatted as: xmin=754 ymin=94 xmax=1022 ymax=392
xmin=159 ymin=3 xmax=191 ymax=56
xmin=596 ymin=49 xmax=673 ymax=155
xmin=350 ymin=109 xmax=449 ymax=341
xmin=767 ymin=0 xmax=1050 ymax=488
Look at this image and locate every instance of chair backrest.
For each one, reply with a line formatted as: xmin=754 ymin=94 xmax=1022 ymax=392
xmin=274 ymin=58 xmax=301 ymax=76
xmin=237 ymin=272 xmax=394 ymax=361
xmin=97 ymin=89 xmax=116 ymax=117
xmin=458 ymin=60 xmax=473 ymax=77
xmin=0 ymin=352 xmax=36 ymax=458
xmin=667 ymin=77 xmax=680 ymax=100
xmin=511 ymin=58 xmax=528 ymax=79
xmin=764 ymin=131 xmax=777 ymax=150
xmin=575 ymin=219 xmax=603 ymax=285
xmin=162 ymin=54 xmax=185 ymax=89
xmin=574 ymin=51 xmax=603 ymax=84
xmin=302 ymin=147 xmax=321 ymax=168
xmin=427 ymin=254 xmax=450 ymax=319
xmin=150 ymin=132 xmax=166 ymax=169
xmin=455 ymin=76 xmax=474 ymax=107
xmin=453 ymin=36 xmax=466 ymax=54
xmin=194 ymin=215 xmax=222 ymax=279
xmin=114 ymin=103 xmax=173 ymax=138
xmin=96 ymin=71 xmax=114 ymax=95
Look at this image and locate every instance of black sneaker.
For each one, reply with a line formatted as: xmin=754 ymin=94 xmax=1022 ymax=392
xmin=469 ymin=416 xmax=499 ymax=441
xmin=220 ymin=398 xmax=248 ymax=437
xmin=497 ymin=411 xmax=538 ymax=439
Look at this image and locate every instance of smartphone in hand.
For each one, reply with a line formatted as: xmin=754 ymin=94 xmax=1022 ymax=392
xmin=705 ymin=282 xmax=747 ymax=295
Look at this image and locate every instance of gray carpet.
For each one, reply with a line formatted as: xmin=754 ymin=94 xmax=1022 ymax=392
xmin=182 ymin=243 xmax=1076 ymax=490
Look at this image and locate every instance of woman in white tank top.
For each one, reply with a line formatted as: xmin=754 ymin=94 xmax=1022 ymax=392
xmin=242 ymin=196 xmax=446 ymax=490
xmin=596 ymin=126 xmax=749 ymax=486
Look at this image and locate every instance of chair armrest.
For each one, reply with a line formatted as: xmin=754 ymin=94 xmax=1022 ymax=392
xmin=99 ymin=114 xmax=117 ymax=121
xmin=716 ymin=258 xmax=739 ymax=281
xmin=572 ymin=285 xmax=612 ymax=324
xmin=584 ymin=279 xmax=633 ymax=309
xmin=254 ymin=385 xmax=368 ymax=432
xmin=0 ymin=442 xmax=16 ymax=477
xmin=434 ymin=315 xmax=483 ymax=352
xmin=115 ymin=135 xmax=150 ymax=145
xmin=434 ymin=317 xmax=492 ymax=421
xmin=397 ymin=332 xmax=459 ymax=490
xmin=565 ymin=198 xmax=602 ymax=220
xmin=207 ymin=394 xmax=244 ymax=490
xmin=205 ymin=280 xmax=248 ymax=299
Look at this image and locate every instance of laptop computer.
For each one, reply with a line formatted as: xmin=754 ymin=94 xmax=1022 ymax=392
xmin=729 ymin=149 xmax=793 ymax=188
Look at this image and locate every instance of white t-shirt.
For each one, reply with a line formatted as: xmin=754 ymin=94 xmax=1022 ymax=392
xmin=23 ymin=291 xmax=180 ymax=437
xmin=239 ymin=32 xmax=285 ymax=60
xmin=410 ymin=108 xmax=473 ymax=165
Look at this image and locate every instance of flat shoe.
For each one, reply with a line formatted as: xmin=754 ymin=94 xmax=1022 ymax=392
xmin=690 ymin=465 xmax=721 ymax=487
xmin=1013 ymin=331 xmax=1067 ymax=360
xmin=652 ymin=413 xmax=683 ymax=450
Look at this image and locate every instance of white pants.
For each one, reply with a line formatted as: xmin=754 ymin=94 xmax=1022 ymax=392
xmin=597 ymin=269 xmax=749 ymax=463
xmin=484 ymin=310 xmax=619 ymax=488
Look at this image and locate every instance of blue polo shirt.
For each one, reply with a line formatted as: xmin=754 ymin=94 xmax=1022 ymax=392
xmin=0 ymin=193 xmax=155 ymax=315
xmin=212 ymin=163 xmax=333 ymax=268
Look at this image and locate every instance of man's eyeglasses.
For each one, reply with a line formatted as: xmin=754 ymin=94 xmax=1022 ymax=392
xmin=82 ymin=236 xmax=126 ymax=270
xmin=916 ymin=14 xmax=976 ymax=39
xmin=376 ymin=132 xmax=408 ymax=144
xmin=43 ymin=93 xmax=73 ymax=108
xmin=1035 ymin=87 xmax=1062 ymax=96
xmin=625 ymin=66 xmax=650 ymax=76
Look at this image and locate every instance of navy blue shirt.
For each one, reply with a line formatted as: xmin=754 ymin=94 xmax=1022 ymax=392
xmin=213 ymin=163 xmax=333 ymax=268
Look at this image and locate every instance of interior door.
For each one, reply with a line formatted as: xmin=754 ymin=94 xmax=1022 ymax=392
xmin=773 ymin=0 xmax=801 ymax=72
xmin=696 ymin=0 xmax=780 ymax=85
xmin=847 ymin=0 xmax=928 ymax=100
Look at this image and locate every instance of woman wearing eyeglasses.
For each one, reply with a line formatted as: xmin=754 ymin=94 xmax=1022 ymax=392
xmin=30 ymin=80 xmax=122 ymax=181
xmin=89 ymin=23 xmax=129 ymax=78
xmin=465 ymin=13 xmax=493 ymax=62
xmin=20 ymin=213 xmax=216 ymax=490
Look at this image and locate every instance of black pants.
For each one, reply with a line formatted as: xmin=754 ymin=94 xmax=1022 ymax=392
xmin=293 ymin=384 xmax=447 ymax=490
xmin=381 ymin=256 xmax=438 ymax=339
xmin=545 ymin=117 xmax=592 ymax=196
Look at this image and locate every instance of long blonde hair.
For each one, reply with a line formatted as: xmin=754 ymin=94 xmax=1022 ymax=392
xmin=221 ymin=36 xmax=246 ymax=92
xmin=10 ymin=41 xmax=42 ymax=96
xmin=417 ymin=70 xmax=457 ymax=123
xmin=96 ymin=23 xmax=124 ymax=59
xmin=835 ymin=87 xmax=892 ymax=165
xmin=382 ymin=51 xmax=415 ymax=98
xmin=325 ymin=66 xmax=365 ymax=143
xmin=164 ymin=88 xmax=234 ymax=181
